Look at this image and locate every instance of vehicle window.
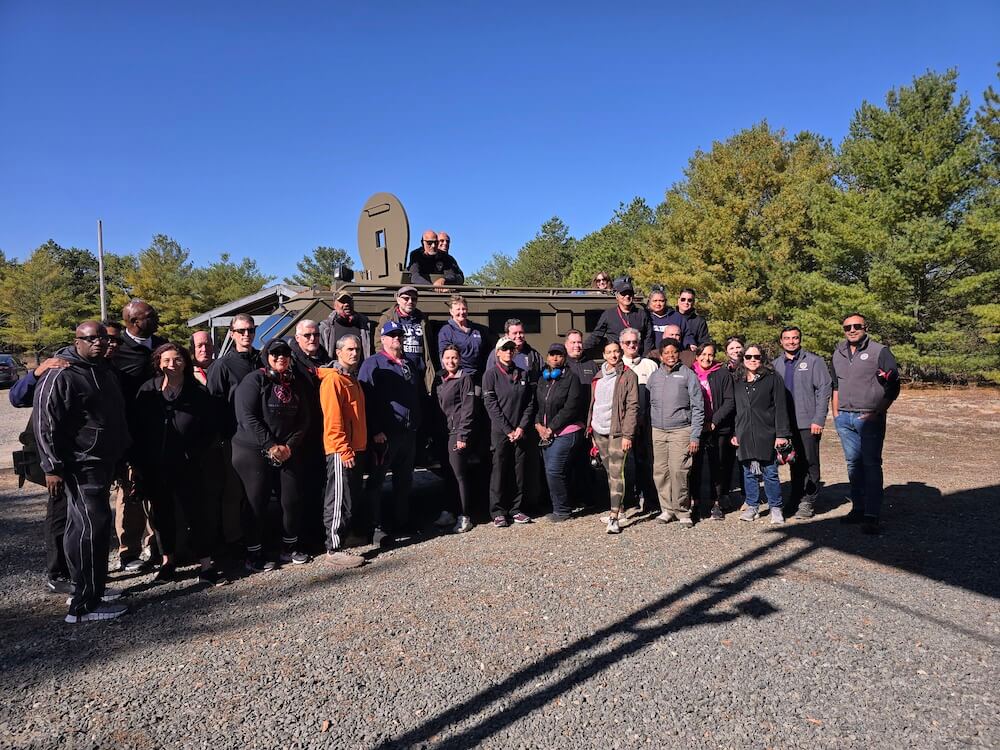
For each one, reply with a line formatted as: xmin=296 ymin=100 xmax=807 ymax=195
xmin=254 ymin=311 xmax=295 ymax=350
xmin=487 ymin=310 xmax=541 ymax=334
xmin=0 ymin=355 xmax=15 ymax=365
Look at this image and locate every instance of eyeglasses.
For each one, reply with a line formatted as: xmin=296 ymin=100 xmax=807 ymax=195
xmin=232 ymin=327 xmax=256 ymax=336
xmin=743 ymin=354 xmax=762 ymax=360
xmin=299 ymin=332 xmax=320 ymax=339
xmin=76 ymin=335 xmax=109 ymax=343
xmin=621 ymin=340 xmax=639 ymax=346
xmin=843 ymin=323 xmax=866 ymax=332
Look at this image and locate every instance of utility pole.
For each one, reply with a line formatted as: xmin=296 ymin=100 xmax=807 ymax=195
xmin=97 ymin=220 xmax=107 ymax=321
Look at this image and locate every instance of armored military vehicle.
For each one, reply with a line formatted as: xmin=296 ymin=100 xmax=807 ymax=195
xmin=247 ymin=192 xmax=623 ymax=359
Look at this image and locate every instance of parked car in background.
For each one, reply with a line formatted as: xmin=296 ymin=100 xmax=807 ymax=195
xmin=0 ymin=354 xmax=24 ymax=388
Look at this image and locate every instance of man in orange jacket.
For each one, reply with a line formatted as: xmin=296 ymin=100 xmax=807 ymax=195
xmin=317 ymin=334 xmax=368 ymax=568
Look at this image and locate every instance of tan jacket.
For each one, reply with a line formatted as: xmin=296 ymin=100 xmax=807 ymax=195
xmin=586 ymin=362 xmax=639 ymax=440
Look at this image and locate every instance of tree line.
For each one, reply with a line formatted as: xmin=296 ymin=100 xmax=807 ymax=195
xmin=470 ymin=69 xmax=1000 ymax=383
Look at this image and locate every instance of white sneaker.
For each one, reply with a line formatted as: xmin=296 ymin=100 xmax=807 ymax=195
xmin=66 ymin=587 xmax=123 ymax=606
xmin=434 ymin=510 xmax=457 ymax=528
xmin=606 ymin=517 xmax=621 ymax=534
xmin=656 ymin=512 xmax=677 ymax=523
xmin=678 ymin=517 xmax=694 ymax=529
xmin=769 ymin=507 xmax=785 ymax=525
xmin=65 ymin=601 xmax=128 ymax=623
xmin=453 ymin=515 xmax=473 ymax=533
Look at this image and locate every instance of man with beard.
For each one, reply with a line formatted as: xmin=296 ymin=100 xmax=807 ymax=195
xmin=320 ymin=290 xmax=372 ymax=362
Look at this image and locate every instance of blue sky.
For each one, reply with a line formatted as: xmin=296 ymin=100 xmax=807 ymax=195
xmin=1 ymin=2 xmax=997 ymax=281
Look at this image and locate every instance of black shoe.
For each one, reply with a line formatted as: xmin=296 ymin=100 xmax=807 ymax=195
xmin=46 ymin=577 xmax=73 ymax=595
xmin=245 ymin=553 xmax=276 ymax=573
xmin=153 ymin=563 xmax=177 ymax=582
xmin=710 ymin=503 xmax=725 ymax=521
xmin=122 ymin=557 xmax=152 ymax=573
xmin=794 ymin=500 xmax=815 ymax=519
xmin=198 ymin=567 xmax=231 ymax=586
xmin=840 ymin=511 xmax=865 ymax=524
xmin=862 ymin=518 xmax=882 ymax=535
xmin=372 ymin=528 xmax=394 ymax=549
xmin=545 ymin=513 xmax=571 ymax=523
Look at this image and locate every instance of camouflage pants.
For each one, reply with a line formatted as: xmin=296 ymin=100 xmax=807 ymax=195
xmin=593 ymin=433 xmax=628 ymax=517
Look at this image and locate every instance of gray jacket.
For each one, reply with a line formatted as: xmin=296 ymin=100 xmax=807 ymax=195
xmin=771 ymin=349 xmax=832 ymax=429
xmin=646 ymin=361 xmax=705 ymax=440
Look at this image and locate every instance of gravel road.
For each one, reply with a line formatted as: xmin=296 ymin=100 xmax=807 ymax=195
xmin=0 ymin=390 xmax=997 ymax=749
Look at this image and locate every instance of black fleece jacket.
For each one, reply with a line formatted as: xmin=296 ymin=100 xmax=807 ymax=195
xmin=32 ymin=345 xmax=131 ymax=476
xmin=482 ymin=361 xmax=536 ymax=434
xmin=535 ymin=369 xmax=585 ymax=433
xmin=233 ymin=369 xmax=312 ymax=454
xmin=706 ymin=366 xmax=736 ymax=435
xmin=207 ymin=347 xmax=260 ymax=438
xmin=433 ymin=370 xmax=477 ymax=442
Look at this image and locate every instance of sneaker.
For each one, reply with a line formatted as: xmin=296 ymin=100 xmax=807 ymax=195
xmin=544 ymin=513 xmax=570 ymax=523
xmin=198 ymin=567 xmax=230 ymax=586
xmin=153 ymin=563 xmax=177 ymax=582
xmin=710 ymin=503 xmax=725 ymax=521
xmin=245 ymin=554 xmax=276 ymax=573
xmin=769 ymin=507 xmax=785 ymax=525
xmin=840 ymin=510 xmax=865 ymax=524
xmin=65 ymin=601 xmax=128 ymax=624
xmin=794 ymin=500 xmax=815 ymax=519
xmin=434 ymin=510 xmax=457 ymax=528
xmin=512 ymin=513 xmax=532 ymax=524
xmin=453 ymin=515 xmax=474 ymax=533
xmin=754 ymin=505 xmax=769 ymax=520
xmin=372 ymin=528 xmax=394 ymax=548
xmin=123 ymin=558 xmax=151 ymax=573
xmin=739 ymin=507 xmax=757 ymax=522
xmin=66 ymin=587 xmax=124 ymax=606
xmin=46 ymin=577 xmax=73 ymax=595
xmin=606 ymin=517 xmax=621 ymax=534
xmin=280 ymin=550 xmax=311 ymax=565
xmin=678 ymin=517 xmax=694 ymax=529
xmin=656 ymin=512 xmax=677 ymax=524
xmin=323 ymin=551 xmax=365 ymax=569
xmin=493 ymin=516 xmax=509 ymax=528
xmin=862 ymin=518 xmax=881 ymax=535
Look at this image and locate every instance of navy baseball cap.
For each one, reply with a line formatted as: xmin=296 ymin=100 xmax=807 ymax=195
xmin=380 ymin=320 xmax=404 ymax=336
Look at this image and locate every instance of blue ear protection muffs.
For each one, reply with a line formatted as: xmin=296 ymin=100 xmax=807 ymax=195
xmin=542 ymin=367 xmax=563 ymax=381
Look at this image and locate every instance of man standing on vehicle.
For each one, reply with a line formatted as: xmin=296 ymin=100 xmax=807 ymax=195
xmin=320 ymin=291 xmax=373 ymax=362
xmin=676 ymin=288 xmax=710 ymax=351
xmin=585 ymin=277 xmax=655 ymax=356
xmin=34 ymin=321 xmax=131 ymax=622
xmin=772 ymin=326 xmax=831 ymax=519
xmin=831 ymin=313 xmax=900 ymax=534
xmin=407 ymin=229 xmax=465 ymax=287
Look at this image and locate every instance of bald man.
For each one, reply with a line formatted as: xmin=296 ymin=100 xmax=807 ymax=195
xmin=34 ymin=321 xmax=131 ymax=622
xmin=407 ymin=229 xmax=465 ymax=287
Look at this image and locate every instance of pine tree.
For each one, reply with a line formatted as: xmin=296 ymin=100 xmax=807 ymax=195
xmin=285 ymin=247 xmax=352 ymax=288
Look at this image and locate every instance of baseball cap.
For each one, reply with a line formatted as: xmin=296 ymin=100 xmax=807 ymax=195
xmin=548 ymin=343 xmax=567 ymax=355
xmin=380 ymin=320 xmax=404 ymax=336
xmin=495 ymin=337 xmax=516 ymax=352
xmin=265 ymin=338 xmax=293 ymax=357
xmin=613 ymin=276 xmax=635 ymax=295
xmin=335 ymin=290 xmax=353 ymax=301
xmin=397 ymin=285 xmax=418 ymax=297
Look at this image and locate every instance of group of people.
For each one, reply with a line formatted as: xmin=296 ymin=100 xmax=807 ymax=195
xmin=15 ymin=270 xmax=900 ymax=625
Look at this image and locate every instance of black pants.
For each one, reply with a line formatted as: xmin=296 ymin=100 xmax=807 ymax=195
xmin=790 ymin=428 xmax=822 ymax=505
xmin=489 ymin=431 xmax=527 ymax=518
xmin=323 ymin=452 xmax=363 ymax=551
xmin=717 ymin=433 xmax=742 ymax=497
xmin=232 ymin=442 xmax=303 ymax=553
xmin=570 ymin=432 xmax=597 ymax=507
xmin=63 ymin=465 xmax=113 ymax=615
xmin=44 ymin=487 xmax=69 ymax=581
xmin=445 ymin=437 xmax=475 ymax=518
xmin=690 ymin=432 xmax=721 ymax=515
xmin=146 ymin=468 xmax=213 ymax=561
xmin=365 ymin=430 xmax=416 ymax=535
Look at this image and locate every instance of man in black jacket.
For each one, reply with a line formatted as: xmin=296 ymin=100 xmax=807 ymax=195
xmin=207 ymin=313 xmax=261 ymax=551
xmin=585 ymin=277 xmax=655 ymax=356
xmin=319 ymin=291 xmax=373 ymax=362
xmin=34 ymin=321 xmax=131 ymax=623
xmin=114 ymin=299 xmax=166 ymax=572
xmin=676 ymin=288 xmax=710 ymax=350
xmin=407 ymin=229 xmax=465 ymax=287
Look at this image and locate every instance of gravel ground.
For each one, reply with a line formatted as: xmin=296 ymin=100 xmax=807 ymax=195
xmin=0 ymin=384 xmax=30 ymax=471
xmin=0 ymin=390 xmax=997 ymax=749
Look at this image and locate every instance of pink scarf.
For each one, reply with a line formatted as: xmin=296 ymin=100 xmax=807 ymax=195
xmin=693 ymin=360 xmax=722 ymax=425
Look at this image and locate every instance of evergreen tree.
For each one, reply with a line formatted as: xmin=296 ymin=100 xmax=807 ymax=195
xmin=126 ymin=235 xmax=196 ymax=342
xmin=192 ymin=253 xmax=273 ymax=315
xmin=285 ymin=246 xmax=352 ymax=288
xmin=0 ymin=245 xmax=77 ymax=362
xmin=568 ymin=198 xmax=654 ymax=287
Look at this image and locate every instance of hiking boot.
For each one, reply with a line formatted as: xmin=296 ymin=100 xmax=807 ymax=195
xmin=710 ymin=503 xmax=725 ymax=521
xmin=323 ymin=551 xmax=365 ymax=569
xmin=434 ymin=510 xmax=457 ymax=528
xmin=606 ymin=517 xmax=621 ymax=534
xmin=740 ymin=507 xmax=757 ymax=522
xmin=769 ymin=507 xmax=785 ymax=525
xmin=453 ymin=515 xmax=474 ymax=533
xmin=512 ymin=513 xmax=532 ymax=524
xmin=794 ymin=500 xmax=815 ymax=519
xmin=65 ymin=601 xmax=128 ymax=624
xmin=493 ymin=516 xmax=509 ymax=528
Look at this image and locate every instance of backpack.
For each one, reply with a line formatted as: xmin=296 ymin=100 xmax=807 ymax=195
xmin=12 ymin=416 xmax=45 ymax=488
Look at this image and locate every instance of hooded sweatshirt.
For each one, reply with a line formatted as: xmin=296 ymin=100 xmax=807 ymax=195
xmin=317 ymin=363 xmax=367 ymax=461
xmin=32 ymin=345 xmax=131 ymax=475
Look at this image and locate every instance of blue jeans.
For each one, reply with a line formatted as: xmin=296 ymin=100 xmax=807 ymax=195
xmin=742 ymin=461 xmax=781 ymax=509
xmin=834 ymin=411 xmax=886 ymax=518
xmin=542 ymin=431 xmax=579 ymax=517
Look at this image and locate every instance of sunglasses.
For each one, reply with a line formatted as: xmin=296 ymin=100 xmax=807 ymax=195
xmin=621 ymin=340 xmax=639 ymax=346
xmin=743 ymin=354 xmax=762 ymax=360
xmin=843 ymin=323 xmax=866 ymax=332
xmin=423 ymin=239 xmax=438 ymax=245
xmin=269 ymin=352 xmax=291 ymax=359
xmin=594 ymin=277 xmax=610 ymax=283
xmin=679 ymin=297 xmax=694 ymax=302
xmin=232 ymin=327 xmax=256 ymax=336
xmin=617 ymin=291 xmax=634 ymax=298
xmin=299 ymin=332 xmax=320 ymax=338
xmin=76 ymin=335 xmax=109 ymax=343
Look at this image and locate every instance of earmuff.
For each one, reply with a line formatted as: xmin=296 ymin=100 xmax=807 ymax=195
xmin=265 ymin=366 xmax=293 ymax=384
xmin=542 ymin=367 xmax=563 ymax=381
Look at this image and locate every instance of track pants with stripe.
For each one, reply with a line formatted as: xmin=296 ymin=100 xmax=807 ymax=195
xmin=64 ymin=465 xmax=114 ymax=615
xmin=323 ymin=452 xmax=362 ymax=552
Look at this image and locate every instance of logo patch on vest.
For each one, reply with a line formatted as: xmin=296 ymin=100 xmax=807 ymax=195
xmin=859 ymin=352 xmax=869 ymax=361
xmin=798 ymin=362 xmax=808 ymax=370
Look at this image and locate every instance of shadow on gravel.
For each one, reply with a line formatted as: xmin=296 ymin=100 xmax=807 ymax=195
xmin=371 ymin=480 xmax=1000 ymax=749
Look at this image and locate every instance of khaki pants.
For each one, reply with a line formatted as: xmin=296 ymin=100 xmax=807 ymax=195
xmin=112 ymin=470 xmax=154 ymax=562
xmin=593 ymin=433 xmax=627 ymax=517
xmin=651 ymin=427 xmax=692 ymax=520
